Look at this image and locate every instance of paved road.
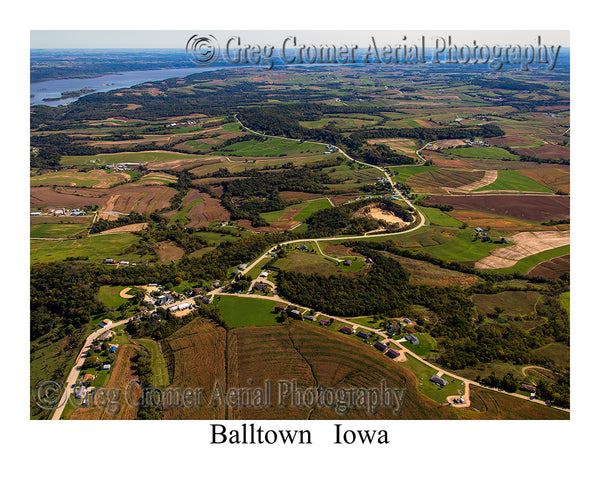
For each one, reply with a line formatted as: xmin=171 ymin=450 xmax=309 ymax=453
xmin=51 ymin=317 xmax=132 ymax=420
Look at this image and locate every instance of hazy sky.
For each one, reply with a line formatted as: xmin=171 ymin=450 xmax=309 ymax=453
xmin=30 ymin=30 xmax=570 ymax=49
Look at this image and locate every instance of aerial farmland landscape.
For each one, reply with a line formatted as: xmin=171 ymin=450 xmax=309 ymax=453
xmin=30 ymin=33 xmax=571 ymax=422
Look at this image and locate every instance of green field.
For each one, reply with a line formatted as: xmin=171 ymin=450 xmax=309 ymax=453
xmin=420 ymin=206 xmax=464 ymax=227
xmin=137 ymin=338 xmax=170 ymax=387
xmin=30 ymin=223 xmax=88 ymax=238
xmin=401 ymin=332 xmax=438 ymax=358
xmin=273 ymin=249 xmax=367 ymax=275
xmin=260 ymin=198 xmax=332 ymax=223
xmin=475 ymin=170 xmax=553 ymax=193
xmin=389 ymin=165 xmax=439 ymax=184
xmin=31 ymin=174 xmax=102 ymax=187
xmin=61 ymin=151 xmax=201 ymax=166
xmin=216 ymin=138 xmax=325 ymax=157
xmin=473 ymin=291 xmax=540 ymax=317
xmin=560 ymin=292 xmax=570 ymax=315
xmin=30 ymin=233 xmax=142 ymax=264
xmin=215 ymin=295 xmax=282 ymax=327
xmin=395 ymin=228 xmax=502 ymax=262
xmin=447 ymin=146 xmax=520 ymax=160
xmin=97 ymin=285 xmax=129 ymax=309
xmin=401 ymin=354 xmax=465 ymax=404
xmin=192 ymin=230 xmax=246 ymax=245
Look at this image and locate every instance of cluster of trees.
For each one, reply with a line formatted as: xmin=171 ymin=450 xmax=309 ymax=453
xmin=237 ymin=103 xmax=505 ymax=166
xmin=30 ymin=262 xmax=108 ymax=339
xmin=220 ymin=168 xmax=334 ymax=226
xmin=305 ymin=199 xmax=412 ymax=237
xmin=89 ymin=212 xmax=149 ymax=234
xmin=414 ymin=199 xmax=454 ymax=211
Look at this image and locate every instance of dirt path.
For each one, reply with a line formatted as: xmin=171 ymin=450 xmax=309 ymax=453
xmin=51 ymin=316 xmax=132 ymax=420
xmin=119 ymin=287 xmax=134 ymax=299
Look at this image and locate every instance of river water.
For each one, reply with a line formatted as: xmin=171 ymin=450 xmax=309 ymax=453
xmin=30 ymin=66 xmax=234 ymax=107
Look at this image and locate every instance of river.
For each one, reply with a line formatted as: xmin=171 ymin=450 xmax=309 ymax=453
xmin=30 ymin=66 xmax=235 ymax=107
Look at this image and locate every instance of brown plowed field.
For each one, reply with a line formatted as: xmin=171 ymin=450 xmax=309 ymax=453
xmin=157 ymin=241 xmax=185 ymax=262
xmin=518 ymin=168 xmax=570 ymax=193
xmin=424 ymin=195 xmax=570 ymax=222
xmin=161 ymin=319 xmax=227 ymax=419
xmin=110 ymin=185 xmax=177 ymax=214
xmin=408 ymin=169 xmax=485 ymax=194
xmin=186 ymin=193 xmax=230 ymax=228
xmin=226 ymin=321 xmax=457 ymax=420
xmin=514 ymin=145 xmax=570 ymax=160
xmin=99 ymin=222 xmax=148 ymax=234
xmin=30 ymin=186 xmax=105 ymax=209
xmin=448 ymin=210 xmax=570 ymax=232
xmin=69 ymin=344 xmax=141 ymax=420
xmin=279 ymin=191 xmax=324 ymax=203
xmin=421 ymin=153 xmax=472 ymax=169
xmin=30 ymin=185 xmax=177 ymax=214
xmin=329 ymin=195 xmax=356 ymax=206
xmin=366 ymin=137 xmax=417 ymax=155
xmin=489 ymin=135 xmax=538 ymax=147
xmin=147 ymin=156 xmax=217 ymax=171
xmin=235 ymin=219 xmax=276 ymax=232
xmin=527 ymin=254 xmax=570 ymax=279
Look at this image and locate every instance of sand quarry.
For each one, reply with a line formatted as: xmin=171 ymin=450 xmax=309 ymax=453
xmin=364 ymin=207 xmax=409 ymax=226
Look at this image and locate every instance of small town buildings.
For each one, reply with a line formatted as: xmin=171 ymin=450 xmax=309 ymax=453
xmin=430 ymin=375 xmax=448 ymax=387
xmin=303 ymin=315 xmax=316 ymax=321
xmin=74 ymin=386 xmax=87 ymax=399
xmin=343 ymin=260 xmax=352 ymax=266
xmin=155 ymin=295 xmax=173 ymax=307
xmin=274 ymin=304 xmax=287 ymax=312
xmin=109 ymin=345 xmax=117 ymax=353
xmin=102 ymin=364 xmax=111 ymax=370
xmin=357 ymin=331 xmax=371 ymax=339
xmin=404 ymin=334 xmax=419 ymax=345
xmin=374 ymin=341 xmax=388 ymax=352
xmin=319 ymin=318 xmax=332 ymax=326
xmin=98 ymin=331 xmax=114 ymax=342
xmin=339 ymin=326 xmax=354 ymax=335
xmin=254 ymin=283 xmax=268 ymax=292
xmin=521 ymin=384 xmax=537 ymax=393
xmin=98 ymin=319 xmax=112 ymax=328
xmin=385 ymin=349 xmax=400 ymax=359
xmin=104 ymin=258 xmax=115 ymax=264
xmin=289 ymin=310 xmax=301 ymax=318
xmin=259 ymin=271 xmax=268 ymax=278
xmin=82 ymin=374 xmax=95 ymax=385
xmin=297 ymin=244 xmax=308 ymax=251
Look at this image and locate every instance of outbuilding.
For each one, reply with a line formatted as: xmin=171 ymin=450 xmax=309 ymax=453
xmin=385 ymin=349 xmax=400 ymax=359
xmin=430 ymin=375 xmax=448 ymax=387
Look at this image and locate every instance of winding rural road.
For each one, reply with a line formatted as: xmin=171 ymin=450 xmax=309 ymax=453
xmin=50 ymin=316 xmax=132 ymax=420
xmin=52 ymin=118 xmax=568 ymax=418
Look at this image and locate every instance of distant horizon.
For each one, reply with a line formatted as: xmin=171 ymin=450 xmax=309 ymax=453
xmin=30 ymin=30 xmax=570 ymax=49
